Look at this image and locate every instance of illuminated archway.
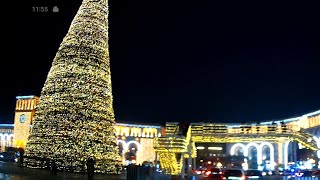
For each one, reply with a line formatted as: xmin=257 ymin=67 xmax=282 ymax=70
xmin=117 ymin=140 xmax=128 ymax=150
xmin=127 ymin=140 xmax=141 ymax=151
xmin=2 ymin=134 xmax=9 ymax=148
xmin=286 ymin=140 xmax=300 ymax=167
xmin=234 ymin=146 xmax=245 ymax=156
xmin=259 ymin=142 xmax=274 ymax=164
xmin=0 ymin=134 xmax=5 ymax=152
xmin=0 ymin=134 xmax=5 ymax=141
xmin=246 ymin=143 xmax=260 ymax=169
xmin=260 ymin=142 xmax=275 ymax=170
xmin=117 ymin=140 xmax=128 ymax=165
xmin=125 ymin=141 xmax=142 ymax=165
xmin=246 ymin=142 xmax=261 ymax=165
xmin=231 ymin=143 xmax=246 ymax=156
xmin=8 ymin=134 xmax=13 ymax=147
xmin=3 ymin=134 xmax=8 ymax=141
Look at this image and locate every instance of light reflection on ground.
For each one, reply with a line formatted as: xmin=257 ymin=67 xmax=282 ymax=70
xmin=1 ymin=162 xmax=319 ymax=180
xmin=284 ymin=176 xmax=319 ymax=180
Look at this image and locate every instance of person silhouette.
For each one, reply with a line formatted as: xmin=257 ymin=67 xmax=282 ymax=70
xmin=51 ymin=160 xmax=58 ymax=176
xmin=86 ymin=157 xmax=95 ymax=180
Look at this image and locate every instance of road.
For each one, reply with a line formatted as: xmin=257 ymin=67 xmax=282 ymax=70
xmin=262 ymin=175 xmax=318 ymax=180
xmin=1 ymin=161 xmax=319 ymax=180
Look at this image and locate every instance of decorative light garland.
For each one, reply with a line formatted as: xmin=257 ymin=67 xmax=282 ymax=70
xmin=155 ymin=123 xmax=318 ymax=175
xmin=24 ymin=0 xmax=122 ymax=174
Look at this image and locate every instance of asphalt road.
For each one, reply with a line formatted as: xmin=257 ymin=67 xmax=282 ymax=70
xmin=262 ymin=175 xmax=318 ymax=180
xmin=0 ymin=162 xmax=318 ymax=180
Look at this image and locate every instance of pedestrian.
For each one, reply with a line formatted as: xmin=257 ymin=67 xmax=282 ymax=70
xmin=52 ymin=160 xmax=58 ymax=176
xmin=82 ymin=160 xmax=87 ymax=174
xmin=86 ymin=157 xmax=95 ymax=180
xmin=19 ymin=154 xmax=24 ymax=167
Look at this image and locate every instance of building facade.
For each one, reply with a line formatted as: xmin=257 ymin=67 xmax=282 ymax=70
xmin=1 ymin=95 xmax=319 ymax=173
xmin=0 ymin=95 xmax=162 ymax=166
xmin=0 ymin=124 xmax=14 ymax=152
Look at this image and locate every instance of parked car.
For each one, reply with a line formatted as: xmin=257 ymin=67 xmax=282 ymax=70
xmin=279 ymin=169 xmax=294 ymax=176
xmin=0 ymin=152 xmax=17 ymax=162
xmin=206 ymin=168 xmax=223 ymax=180
xmin=245 ymin=169 xmax=263 ymax=180
xmin=312 ymin=170 xmax=320 ymax=176
xmin=261 ymin=170 xmax=273 ymax=176
xmin=301 ymin=170 xmax=314 ymax=177
xmin=222 ymin=169 xmax=245 ymax=180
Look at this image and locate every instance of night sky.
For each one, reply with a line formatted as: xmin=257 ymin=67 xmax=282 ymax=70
xmin=6 ymin=0 xmax=320 ymax=125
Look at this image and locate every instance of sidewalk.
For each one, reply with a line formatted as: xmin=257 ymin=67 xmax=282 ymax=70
xmin=0 ymin=161 xmax=126 ymax=180
xmin=0 ymin=162 xmax=200 ymax=180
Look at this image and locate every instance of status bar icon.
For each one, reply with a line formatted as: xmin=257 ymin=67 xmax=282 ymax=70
xmin=53 ymin=6 xmax=59 ymax=13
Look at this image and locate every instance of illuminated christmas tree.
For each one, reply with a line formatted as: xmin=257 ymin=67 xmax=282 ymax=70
xmin=24 ymin=0 xmax=122 ymax=174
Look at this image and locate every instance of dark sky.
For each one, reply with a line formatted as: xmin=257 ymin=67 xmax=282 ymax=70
xmin=6 ymin=0 xmax=320 ymax=125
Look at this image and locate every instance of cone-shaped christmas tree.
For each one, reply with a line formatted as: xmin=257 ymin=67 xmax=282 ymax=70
xmin=24 ymin=0 xmax=122 ymax=174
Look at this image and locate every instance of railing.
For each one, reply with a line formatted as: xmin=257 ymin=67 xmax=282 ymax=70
xmin=154 ymin=136 xmax=187 ymax=152
xmin=292 ymin=131 xmax=318 ymax=150
xmin=191 ymin=124 xmax=295 ymax=135
xmin=155 ymin=122 xmax=319 ymax=175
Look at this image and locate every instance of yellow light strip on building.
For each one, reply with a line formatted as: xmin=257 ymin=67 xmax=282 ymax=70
xmin=196 ymin=146 xmax=204 ymax=149
xmin=208 ymin=147 xmax=223 ymax=150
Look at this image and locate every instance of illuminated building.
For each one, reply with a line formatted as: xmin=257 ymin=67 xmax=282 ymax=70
xmin=115 ymin=122 xmax=162 ymax=165
xmin=0 ymin=124 xmax=13 ymax=152
xmin=13 ymin=95 xmax=38 ymax=149
xmin=2 ymin=96 xmax=319 ymax=175
xmin=5 ymin=95 xmax=162 ymax=167
xmin=154 ymin=112 xmax=320 ymax=175
xmin=1 ymin=0 xmax=318 ymax=175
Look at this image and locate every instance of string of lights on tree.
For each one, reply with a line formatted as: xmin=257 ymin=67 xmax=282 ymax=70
xmin=24 ymin=0 xmax=122 ymax=174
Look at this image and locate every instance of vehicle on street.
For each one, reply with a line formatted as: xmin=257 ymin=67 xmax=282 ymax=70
xmin=245 ymin=169 xmax=263 ymax=180
xmin=222 ymin=169 xmax=245 ymax=180
xmin=0 ymin=152 xmax=17 ymax=162
xmin=312 ymin=170 xmax=320 ymax=176
xmin=206 ymin=168 xmax=223 ymax=180
xmin=261 ymin=170 xmax=273 ymax=176
xmin=301 ymin=170 xmax=314 ymax=177
xmin=195 ymin=168 xmax=211 ymax=177
xmin=279 ymin=169 xmax=294 ymax=176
